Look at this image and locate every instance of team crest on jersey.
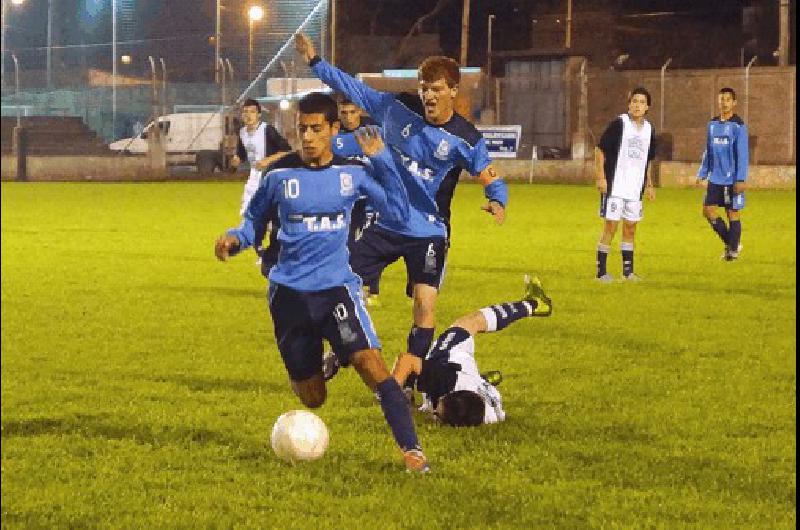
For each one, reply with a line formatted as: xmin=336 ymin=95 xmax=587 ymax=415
xmin=401 ymin=123 xmax=411 ymax=138
xmin=627 ymin=137 xmax=644 ymax=160
xmin=434 ymin=139 xmax=450 ymax=160
xmin=339 ymin=172 xmax=354 ymax=196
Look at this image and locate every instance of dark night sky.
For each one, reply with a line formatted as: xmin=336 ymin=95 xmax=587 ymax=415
xmin=2 ymin=0 xmax=794 ymax=81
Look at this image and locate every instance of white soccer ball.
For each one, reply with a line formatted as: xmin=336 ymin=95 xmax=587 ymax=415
xmin=270 ymin=410 xmax=329 ymax=462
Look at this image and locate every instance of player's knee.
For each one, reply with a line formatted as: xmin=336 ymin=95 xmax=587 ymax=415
xmin=351 ymin=348 xmax=390 ymax=388
xmin=702 ymin=207 xmax=716 ymax=220
xmin=292 ymin=379 xmax=326 ymax=408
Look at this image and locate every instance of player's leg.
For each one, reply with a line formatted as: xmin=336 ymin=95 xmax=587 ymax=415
xmin=725 ymin=207 xmax=743 ymax=260
xmin=621 ymin=220 xmax=638 ymax=279
xmin=322 ymin=281 xmax=428 ymax=472
xmin=703 ymin=183 xmax=729 ymax=252
xmin=267 ymin=283 xmax=327 ymax=408
xmin=597 ymin=196 xmax=621 ymax=280
xmin=404 ymin=237 xmax=448 ymax=359
xmin=620 ymin=199 xmax=643 ymax=280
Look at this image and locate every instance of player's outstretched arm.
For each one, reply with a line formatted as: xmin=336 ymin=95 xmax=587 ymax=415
xmin=355 ymin=126 xmax=409 ymax=222
xmin=392 ymin=353 xmax=423 ymax=388
xmin=477 ymin=165 xmax=507 ymax=225
xmin=295 ymin=33 xmax=393 ymax=121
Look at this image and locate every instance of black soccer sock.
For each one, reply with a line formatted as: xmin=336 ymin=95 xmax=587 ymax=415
xmin=407 ymin=325 xmax=435 ymax=358
xmin=479 ymin=301 xmax=535 ymax=332
xmin=708 ymin=217 xmax=729 ymax=245
xmin=597 ymin=243 xmax=610 ymax=277
xmin=728 ymin=220 xmax=742 ymax=251
xmin=621 ymin=242 xmax=634 ymax=277
xmin=376 ymin=378 xmax=420 ymax=452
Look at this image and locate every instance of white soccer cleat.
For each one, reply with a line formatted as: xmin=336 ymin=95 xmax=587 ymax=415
xmin=596 ymin=273 xmax=614 ymax=283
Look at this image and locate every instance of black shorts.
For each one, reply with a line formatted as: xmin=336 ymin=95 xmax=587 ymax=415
xmin=704 ymin=182 xmax=746 ymax=210
xmin=350 ymin=225 xmax=448 ymax=296
xmin=267 ymin=280 xmax=380 ymax=381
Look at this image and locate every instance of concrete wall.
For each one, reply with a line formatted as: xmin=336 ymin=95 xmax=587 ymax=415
xmin=587 ymin=66 xmax=796 ymax=165
xmin=1 ymin=155 xmax=166 ymax=181
xmin=489 ymin=159 xmax=795 ymax=189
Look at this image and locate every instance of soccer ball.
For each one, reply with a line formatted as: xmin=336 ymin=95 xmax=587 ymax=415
xmin=270 ymin=410 xmax=329 ymax=462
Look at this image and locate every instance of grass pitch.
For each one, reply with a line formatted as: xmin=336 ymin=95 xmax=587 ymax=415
xmin=1 ymin=182 xmax=795 ymax=528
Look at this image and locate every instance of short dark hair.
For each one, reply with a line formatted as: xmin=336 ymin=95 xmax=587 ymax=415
xmin=335 ymin=93 xmax=356 ymax=106
xmin=628 ymin=87 xmax=652 ymax=106
xmin=418 ymin=56 xmax=461 ymax=88
xmin=438 ymin=390 xmax=485 ymax=427
xmin=719 ymin=87 xmax=737 ymax=100
xmin=297 ymin=92 xmax=338 ymax=125
xmin=242 ymin=98 xmax=261 ymax=112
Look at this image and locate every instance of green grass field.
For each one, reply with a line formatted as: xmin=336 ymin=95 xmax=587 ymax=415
xmin=1 ymin=182 xmax=795 ymax=528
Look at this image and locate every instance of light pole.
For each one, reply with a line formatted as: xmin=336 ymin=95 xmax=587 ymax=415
xmin=486 ymin=14 xmax=495 ymax=77
xmin=215 ymin=0 xmax=221 ymax=82
xmin=248 ymin=5 xmax=264 ymax=81
xmin=2 ymin=0 xmax=26 ymax=89
xmin=46 ymin=0 xmax=52 ymax=88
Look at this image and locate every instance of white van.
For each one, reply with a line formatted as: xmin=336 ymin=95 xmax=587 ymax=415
xmin=110 ymin=112 xmax=229 ymax=173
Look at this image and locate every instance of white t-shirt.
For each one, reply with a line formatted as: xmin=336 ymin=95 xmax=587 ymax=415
xmin=610 ymin=113 xmax=652 ymax=201
xmin=239 ymin=122 xmax=267 ymax=214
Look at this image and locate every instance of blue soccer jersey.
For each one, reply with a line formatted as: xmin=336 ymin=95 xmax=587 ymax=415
xmin=226 ymin=150 xmax=408 ymax=292
xmin=698 ymin=114 xmax=749 ymax=185
xmin=311 ymin=58 xmax=493 ymax=239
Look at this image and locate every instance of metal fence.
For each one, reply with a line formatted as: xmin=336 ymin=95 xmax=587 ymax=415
xmin=494 ymin=62 xmax=796 ymax=165
xmin=1 ymin=0 xmax=328 ymax=177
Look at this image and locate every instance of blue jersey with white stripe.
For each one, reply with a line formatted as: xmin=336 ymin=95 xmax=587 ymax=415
xmin=227 ymin=151 xmax=407 ymax=292
xmin=311 ymin=58 xmax=492 ymax=239
xmin=698 ymin=115 xmax=749 ymax=185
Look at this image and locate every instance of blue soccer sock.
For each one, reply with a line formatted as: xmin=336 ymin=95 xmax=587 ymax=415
xmin=376 ymin=378 xmax=420 ymax=452
xmin=709 ymin=217 xmax=729 ymax=244
xmin=407 ymin=325 xmax=435 ymax=358
xmin=728 ymin=220 xmax=742 ymax=251
xmin=621 ymin=242 xmax=634 ymax=277
xmin=597 ymin=243 xmax=610 ymax=277
xmin=479 ymin=301 xmax=534 ymax=332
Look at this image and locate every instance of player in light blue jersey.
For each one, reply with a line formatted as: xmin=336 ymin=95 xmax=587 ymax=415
xmin=333 ymin=96 xmax=383 ymax=305
xmin=296 ymin=34 xmax=509 ymax=387
xmin=696 ymin=87 xmax=749 ymax=261
xmin=214 ymin=93 xmax=429 ymax=472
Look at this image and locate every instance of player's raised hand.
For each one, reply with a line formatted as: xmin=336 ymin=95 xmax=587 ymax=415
xmin=215 ymin=234 xmax=240 ymax=261
xmin=295 ymin=33 xmax=316 ymax=63
xmin=481 ymin=201 xmax=506 ymax=225
xmin=354 ymin=126 xmax=385 ymax=157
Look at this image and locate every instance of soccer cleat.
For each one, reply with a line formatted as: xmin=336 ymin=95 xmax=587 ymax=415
xmin=481 ymin=370 xmax=503 ymax=386
xmin=596 ymin=273 xmax=614 ymax=283
xmin=523 ymin=274 xmax=553 ymax=316
xmin=322 ymin=351 xmax=340 ymax=381
xmin=402 ymin=448 xmax=431 ymax=474
xmin=623 ymin=273 xmax=643 ymax=282
xmin=724 ymin=243 xmax=743 ymax=261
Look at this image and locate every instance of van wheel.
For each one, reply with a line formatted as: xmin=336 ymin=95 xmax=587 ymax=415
xmin=197 ymin=152 xmax=218 ymax=174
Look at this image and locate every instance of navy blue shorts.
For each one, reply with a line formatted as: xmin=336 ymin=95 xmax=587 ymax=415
xmin=704 ymin=182 xmax=746 ymax=210
xmin=267 ymin=280 xmax=380 ymax=381
xmin=350 ymin=225 xmax=448 ymax=296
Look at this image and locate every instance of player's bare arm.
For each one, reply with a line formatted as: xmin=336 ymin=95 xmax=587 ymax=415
xmin=477 ymin=165 xmax=506 ymax=225
xmin=391 ymin=353 xmax=423 ymax=388
xmin=645 ymin=165 xmax=656 ymax=201
xmin=254 ymin=150 xmax=292 ymax=171
xmin=214 ymin=234 xmax=240 ymax=261
xmin=595 ymin=147 xmax=607 ymax=194
xmin=295 ymin=33 xmax=316 ymax=63
xmin=733 ymin=181 xmax=747 ymax=194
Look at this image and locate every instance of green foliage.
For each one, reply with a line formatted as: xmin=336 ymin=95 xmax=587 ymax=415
xmin=2 ymin=182 xmax=795 ymax=528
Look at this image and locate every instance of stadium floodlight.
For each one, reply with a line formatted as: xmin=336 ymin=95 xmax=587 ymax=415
xmin=248 ymin=5 xmax=265 ymax=80
xmin=248 ymin=5 xmax=264 ymax=22
xmin=11 ymin=0 xmax=26 ymax=5
xmin=279 ymin=99 xmax=291 ymax=111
